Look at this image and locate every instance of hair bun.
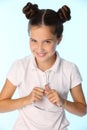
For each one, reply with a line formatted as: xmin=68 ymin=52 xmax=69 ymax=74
xmin=22 ymin=2 xmax=38 ymax=19
xmin=57 ymin=5 xmax=71 ymax=23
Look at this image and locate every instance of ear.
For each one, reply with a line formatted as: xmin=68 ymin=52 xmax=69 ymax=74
xmin=57 ymin=35 xmax=62 ymax=45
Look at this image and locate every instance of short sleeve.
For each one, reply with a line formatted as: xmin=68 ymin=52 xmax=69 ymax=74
xmin=6 ymin=60 xmax=24 ymax=86
xmin=70 ymin=64 xmax=82 ymax=88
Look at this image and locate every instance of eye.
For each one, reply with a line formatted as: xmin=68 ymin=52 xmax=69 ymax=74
xmin=30 ymin=38 xmax=37 ymax=43
xmin=44 ymin=40 xmax=51 ymax=44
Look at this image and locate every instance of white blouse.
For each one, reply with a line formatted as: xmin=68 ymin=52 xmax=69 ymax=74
xmin=7 ymin=52 xmax=82 ymax=130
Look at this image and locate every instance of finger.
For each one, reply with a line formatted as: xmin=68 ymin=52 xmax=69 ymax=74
xmin=32 ymin=93 xmax=43 ymax=102
xmin=33 ymin=90 xmax=44 ymax=97
xmin=33 ymin=87 xmax=44 ymax=94
xmin=46 ymin=91 xmax=53 ymax=98
xmin=48 ymin=96 xmax=57 ymax=104
xmin=35 ymin=94 xmax=43 ymax=101
xmin=45 ymin=85 xmax=51 ymax=94
xmin=47 ymin=93 xmax=55 ymax=100
xmin=45 ymin=85 xmax=50 ymax=91
xmin=34 ymin=87 xmax=44 ymax=92
xmin=50 ymin=97 xmax=57 ymax=104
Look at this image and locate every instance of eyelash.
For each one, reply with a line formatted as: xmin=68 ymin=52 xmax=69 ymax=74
xmin=44 ymin=41 xmax=51 ymax=44
xmin=31 ymin=39 xmax=37 ymax=43
xmin=30 ymin=39 xmax=51 ymax=44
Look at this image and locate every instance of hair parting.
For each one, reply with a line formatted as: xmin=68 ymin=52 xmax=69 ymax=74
xmin=41 ymin=10 xmax=47 ymax=25
xmin=22 ymin=2 xmax=71 ymax=38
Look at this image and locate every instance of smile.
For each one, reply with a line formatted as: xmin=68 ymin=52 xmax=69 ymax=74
xmin=36 ymin=52 xmax=46 ymax=57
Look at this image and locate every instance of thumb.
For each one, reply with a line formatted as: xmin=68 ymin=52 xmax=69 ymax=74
xmin=45 ymin=84 xmax=50 ymax=91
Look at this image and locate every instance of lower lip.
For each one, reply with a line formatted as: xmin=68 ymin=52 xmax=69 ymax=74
xmin=37 ymin=53 xmax=46 ymax=57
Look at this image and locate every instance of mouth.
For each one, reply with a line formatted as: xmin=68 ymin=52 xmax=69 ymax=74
xmin=36 ymin=52 xmax=47 ymax=57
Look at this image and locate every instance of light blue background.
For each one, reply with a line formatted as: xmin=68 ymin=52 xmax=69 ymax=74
xmin=0 ymin=0 xmax=87 ymax=130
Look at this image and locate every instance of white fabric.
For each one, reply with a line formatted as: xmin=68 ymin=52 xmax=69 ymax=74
xmin=7 ymin=52 xmax=82 ymax=130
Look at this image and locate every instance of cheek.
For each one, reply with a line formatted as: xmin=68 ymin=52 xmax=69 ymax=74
xmin=49 ymin=44 xmax=57 ymax=51
xmin=30 ymin=44 xmax=36 ymax=51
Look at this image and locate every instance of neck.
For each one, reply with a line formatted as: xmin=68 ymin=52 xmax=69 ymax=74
xmin=36 ymin=53 xmax=57 ymax=71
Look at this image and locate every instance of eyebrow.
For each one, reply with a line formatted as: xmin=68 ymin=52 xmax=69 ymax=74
xmin=30 ymin=38 xmax=36 ymax=40
xmin=44 ymin=39 xmax=54 ymax=41
xmin=30 ymin=37 xmax=54 ymax=41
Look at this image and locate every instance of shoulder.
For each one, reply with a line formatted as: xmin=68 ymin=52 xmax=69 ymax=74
xmin=14 ymin=55 xmax=33 ymax=69
xmin=56 ymin=52 xmax=77 ymax=70
xmin=18 ymin=55 xmax=32 ymax=63
xmin=60 ymin=58 xmax=81 ymax=75
xmin=8 ymin=55 xmax=33 ymax=74
xmin=60 ymin=58 xmax=82 ymax=88
xmin=6 ymin=55 xmax=33 ymax=86
xmin=61 ymin=58 xmax=77 ymax=69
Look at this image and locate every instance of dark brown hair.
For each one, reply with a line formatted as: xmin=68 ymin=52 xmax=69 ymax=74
xmin=22 ymin=2 xmax=71 ymax=38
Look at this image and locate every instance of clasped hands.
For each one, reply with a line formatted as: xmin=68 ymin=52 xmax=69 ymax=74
xmin=29 ymin=85 xmax=64 ymax=107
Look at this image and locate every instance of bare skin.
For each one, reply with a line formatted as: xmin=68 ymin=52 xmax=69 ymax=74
xmin=0 ymin=25 xmax=86 ymax=116
xmin=0 ymin=80 xmax=44 ymax=112
xmin=45 ymin=85 xmax=86 ymax=116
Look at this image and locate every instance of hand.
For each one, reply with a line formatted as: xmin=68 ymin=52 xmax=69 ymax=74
xmin=29 ymin=87 xmax=44 ymax=103
xmin=45 ymin=85 xmax=64 ymax=107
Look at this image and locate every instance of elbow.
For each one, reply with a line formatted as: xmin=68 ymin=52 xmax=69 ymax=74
xmin=82 ymin=105 xmax=87 ymax=116
xmin=80 ymin=112 xmax=86 ymax=117
xmin=78 ymin=105 xmax=87 ymax=117
xmin=79 ymin=112 xmax=86 ymax=117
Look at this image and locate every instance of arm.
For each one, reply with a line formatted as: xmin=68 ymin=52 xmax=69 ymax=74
xmin=45 ymin=84 xmax=86 ymax=116
xmin=62 ymin=84 xmax=86 ymax=116
xmin=0 ymin=79 xmax=44 ymax=113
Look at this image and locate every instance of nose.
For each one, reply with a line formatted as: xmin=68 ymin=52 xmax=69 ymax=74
xmin=38 ymin=43 xmax=44 ymax=51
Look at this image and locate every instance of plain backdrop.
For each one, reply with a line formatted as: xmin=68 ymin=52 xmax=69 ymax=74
xmin=0 ymin=0 xmax=87 ymax=130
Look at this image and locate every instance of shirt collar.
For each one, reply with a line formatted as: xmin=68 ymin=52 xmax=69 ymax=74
xmin=30 ymin=55 xmax=37 ymax=70
xmin=48 ymin=52 xmax=61 ymax=73
xmin=30 ymin=52 xmax=61 ymax=73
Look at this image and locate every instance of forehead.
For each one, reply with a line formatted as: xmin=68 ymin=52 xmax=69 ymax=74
xmin=29 ymin=25 xmax=55 ymax=38
xmin=29 ymin=25 xmax=53 ymax=34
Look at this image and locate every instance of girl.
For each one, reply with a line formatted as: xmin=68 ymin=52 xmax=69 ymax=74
xmin=0 ymin=2 xmax=86 ymax=130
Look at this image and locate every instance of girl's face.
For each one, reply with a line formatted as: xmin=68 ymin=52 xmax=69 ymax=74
xmin=29 ymin=25 xmax=61 ymax=65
